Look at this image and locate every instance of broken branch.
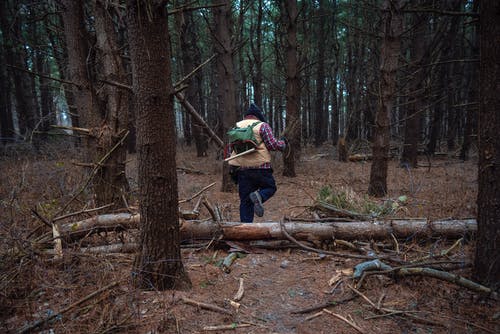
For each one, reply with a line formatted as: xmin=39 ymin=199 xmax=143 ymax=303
xmin=179 ymin=182 xmax=216 ymax=204
xmin=322 ymin=309 xmax=366 ymax=334
xmin=181 ymin=297 xmax=232 ymax=315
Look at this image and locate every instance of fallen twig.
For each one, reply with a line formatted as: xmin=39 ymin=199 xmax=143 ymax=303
xmin=413 ymin=237 xmax=463 ymax=262
xmin=203 ymin=198 xmax=220 ymax=222
xmin=315 ymin=200 xmax=372 ymax=220
xmin=53 ymin=204 xmax=115 ymax=222
xmin=354 ymin=260 xmax=498 ymax=299
xmin=179 ymin=182 xmax=217 ymax=204
xmin=305 ymin=311 xmax=324 ymax=321
xmin=203 ymin=323 xmax=252 ymax=331
xmin=322 ymin=309 xmax=366 ymax=333
xmin=233 ymin=278 xmax=245 ymax=301
xmin=396 ymin=267 xmax=498 ymax=299
xmin=291 ymin=294 xmax=358 ymax=314
xmin=51 ymin=222 xmax=63 ymax=259
xmin=181 ymin=297 xmax=232 ymax=315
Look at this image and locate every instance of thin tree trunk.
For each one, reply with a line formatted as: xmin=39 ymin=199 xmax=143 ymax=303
xmin=474 ymin=0 xmax=500 ymax=291
xmin=330 ymin=0 xmax=340 ymax=145
xmin=127 ymin=0 xmax=191 ymax=291
xmin=93 ymin=0 xmax=130 ymax=208
xmin=460 ymin=15 xmax=479 ymax=161
xmin=46 ymin=8 xmax=79 ymax=132
xmin=282 ymin=0 xmax=300 ymax=177
xmin=401 ymin=9 xmax=427 ymax=168
xmin=0 ymin=4 xmax=14 ymax=142
xmin=61 ymin=0 xmax=100 ymax=153
xmin=250 ymin=0 xmax=263 ymax=107
xmin=177 ymin=4 xmax=207 ymax=156
xmin=38 ymin=52 xmax=53 ymax=137
xmin=314 ymin=0 xmax=327 ymax=147
xmin=213 ymin=1 xmax=238 ymax=192
xmin=368 ymin=0 xmax=403 ymax=197
xmin=1 ymin=1 xmax=37 ymax=138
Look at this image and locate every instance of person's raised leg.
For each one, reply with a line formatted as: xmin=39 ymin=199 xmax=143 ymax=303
xmin=238 ymin=170 xmax=255 ymax=222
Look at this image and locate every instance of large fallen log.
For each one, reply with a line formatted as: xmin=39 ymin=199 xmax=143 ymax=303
xmin=54 ymin=213 xmax=476 ymax=241
xmin=39 ymin=213 xmax=141 ymax=241
xmin=180 ymin=219 xmax=476 ymax=240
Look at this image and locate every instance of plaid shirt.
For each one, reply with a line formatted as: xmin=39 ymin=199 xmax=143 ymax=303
xmin=240 ymin=116 xmax=285 ymax=169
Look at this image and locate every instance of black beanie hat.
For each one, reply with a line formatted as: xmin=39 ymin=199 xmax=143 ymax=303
xmin=245 ymin=103 xmax=266 ymax=122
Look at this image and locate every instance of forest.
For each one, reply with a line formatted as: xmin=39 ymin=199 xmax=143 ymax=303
xmin=1 ymin=0 xmax=499 ymax=333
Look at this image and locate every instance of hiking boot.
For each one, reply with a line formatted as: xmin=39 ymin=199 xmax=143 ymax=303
xmin=249 ymin=191 xmax=264 ymax=217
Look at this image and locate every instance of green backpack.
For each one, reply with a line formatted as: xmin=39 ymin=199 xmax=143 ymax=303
xmin=226 ymin=121 xmax=261 ymax=154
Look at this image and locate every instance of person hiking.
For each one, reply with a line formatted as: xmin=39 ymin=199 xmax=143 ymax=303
xmin=227 ymin=103 xmax=286 ymax=222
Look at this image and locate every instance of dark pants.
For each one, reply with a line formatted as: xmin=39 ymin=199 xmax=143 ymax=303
xmin=237 ymin=168 xmax=277 ymax=222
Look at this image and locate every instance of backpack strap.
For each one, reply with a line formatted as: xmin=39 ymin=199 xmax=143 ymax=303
xmin=248 ymin=121 xmax=262 ymax=145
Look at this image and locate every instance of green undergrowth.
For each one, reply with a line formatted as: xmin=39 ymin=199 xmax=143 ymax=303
xmin=317 ymin=185 xmax=408 ymax=218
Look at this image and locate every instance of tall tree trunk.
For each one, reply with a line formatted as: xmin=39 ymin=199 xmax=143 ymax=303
xmin=314 ymin=0 xmax=327 ymax=147
xmin=127 ymin=0 xmax=191 ymax=291
xmin=474 ymin=0 xmax=500 ymax=291
xmin=93 ymin=0 xmax=130 ymax=208
xmin=1 ymin=0 xmax=37 ymax=138
xmin=213 ymin=2 xmax=238 ymax=192
xmin=445 ymin=0 xmax=462 ymax=153
xmin=427 ymin=88 xmax=444 ymax=155
xmin=250 ymin=0 xmax=263 ymax=107
xmin=282 ymin=0 xmax=300 ymax=177
xmin=235 ymin=0 xmax=248 ymax=109
xmin=177 ymin=4 xmax=207 ymax=157
xmin=46 ymin=7 xmax=79 ymax=132
xmin=61 ymin=0 xmax=99 ymax=143
xmin=460 ymin=11 xmax=479 ymax=161
xmin=62 ymin=0 xmax=128 ymax=209
xmin=34 ymin=20 xmax=54 ymax=144
xmin=368 ymin=0 xmax=403 ymax=197
xmin=330 ymin=0 xmax=340 ymax=146
xmin=401 ymin=9 xmax=427 ymax=168
xmin=0 ymin=3 xmax=14 ymax=142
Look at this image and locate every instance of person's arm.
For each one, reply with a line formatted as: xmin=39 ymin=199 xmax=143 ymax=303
xmin=259 ymin=123 xmax=286 ymax=151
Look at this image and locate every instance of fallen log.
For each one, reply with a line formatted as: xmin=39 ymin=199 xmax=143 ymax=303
xmin=40 ymin=213 xmax=141 ymax=241
xmin=180 ymin=219 xmax=476 ymax=240
xmin=55 ymin=214 xmax=477 ymax=241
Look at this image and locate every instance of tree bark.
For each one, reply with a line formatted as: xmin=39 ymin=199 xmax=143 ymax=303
xmin=460 ymin=11 xmax=479 ymax=161
xmin=93 ymin=0 xmax=130 ymax=208
xmin=314 ymin=0 xmax=327 ymax=147
xmin=250 ymin=0 xmax=264 ymax=107
xmin=61 ymin=0 xmax=100 ymax=177
xmin=176 ymin=4 xmax=208 ymax=156
xmin=0 ymin=2 xmax=14 ymax=142
xmin=213 ymin=1 xmax=238 ymax=192
xmin=282 ymin=0 xmax=300 ymax=177
xmin=474 ymin=0 xmax=500 ymax=290
xmin=56 ymin=214 xmax=477 ymax=242
xmin=368 ymin=0 xmax=403 ymax=197
xmin=330 ymin=0 xmax=340 ymax=146
xmin=401 ymin=8 xmax=427 ymax=168
xmin=1 ymin=0 xmax=37 ymax=137
xmin=127 ymin=0 xmax=191 ymax=291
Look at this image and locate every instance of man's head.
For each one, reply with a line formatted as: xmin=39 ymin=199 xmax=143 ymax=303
xmin=245 ymin=103 xmax=266 ymax=122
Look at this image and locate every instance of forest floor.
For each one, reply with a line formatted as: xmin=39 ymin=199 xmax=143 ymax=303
xmin=1 ymin=143 xmax=499 ymax=334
